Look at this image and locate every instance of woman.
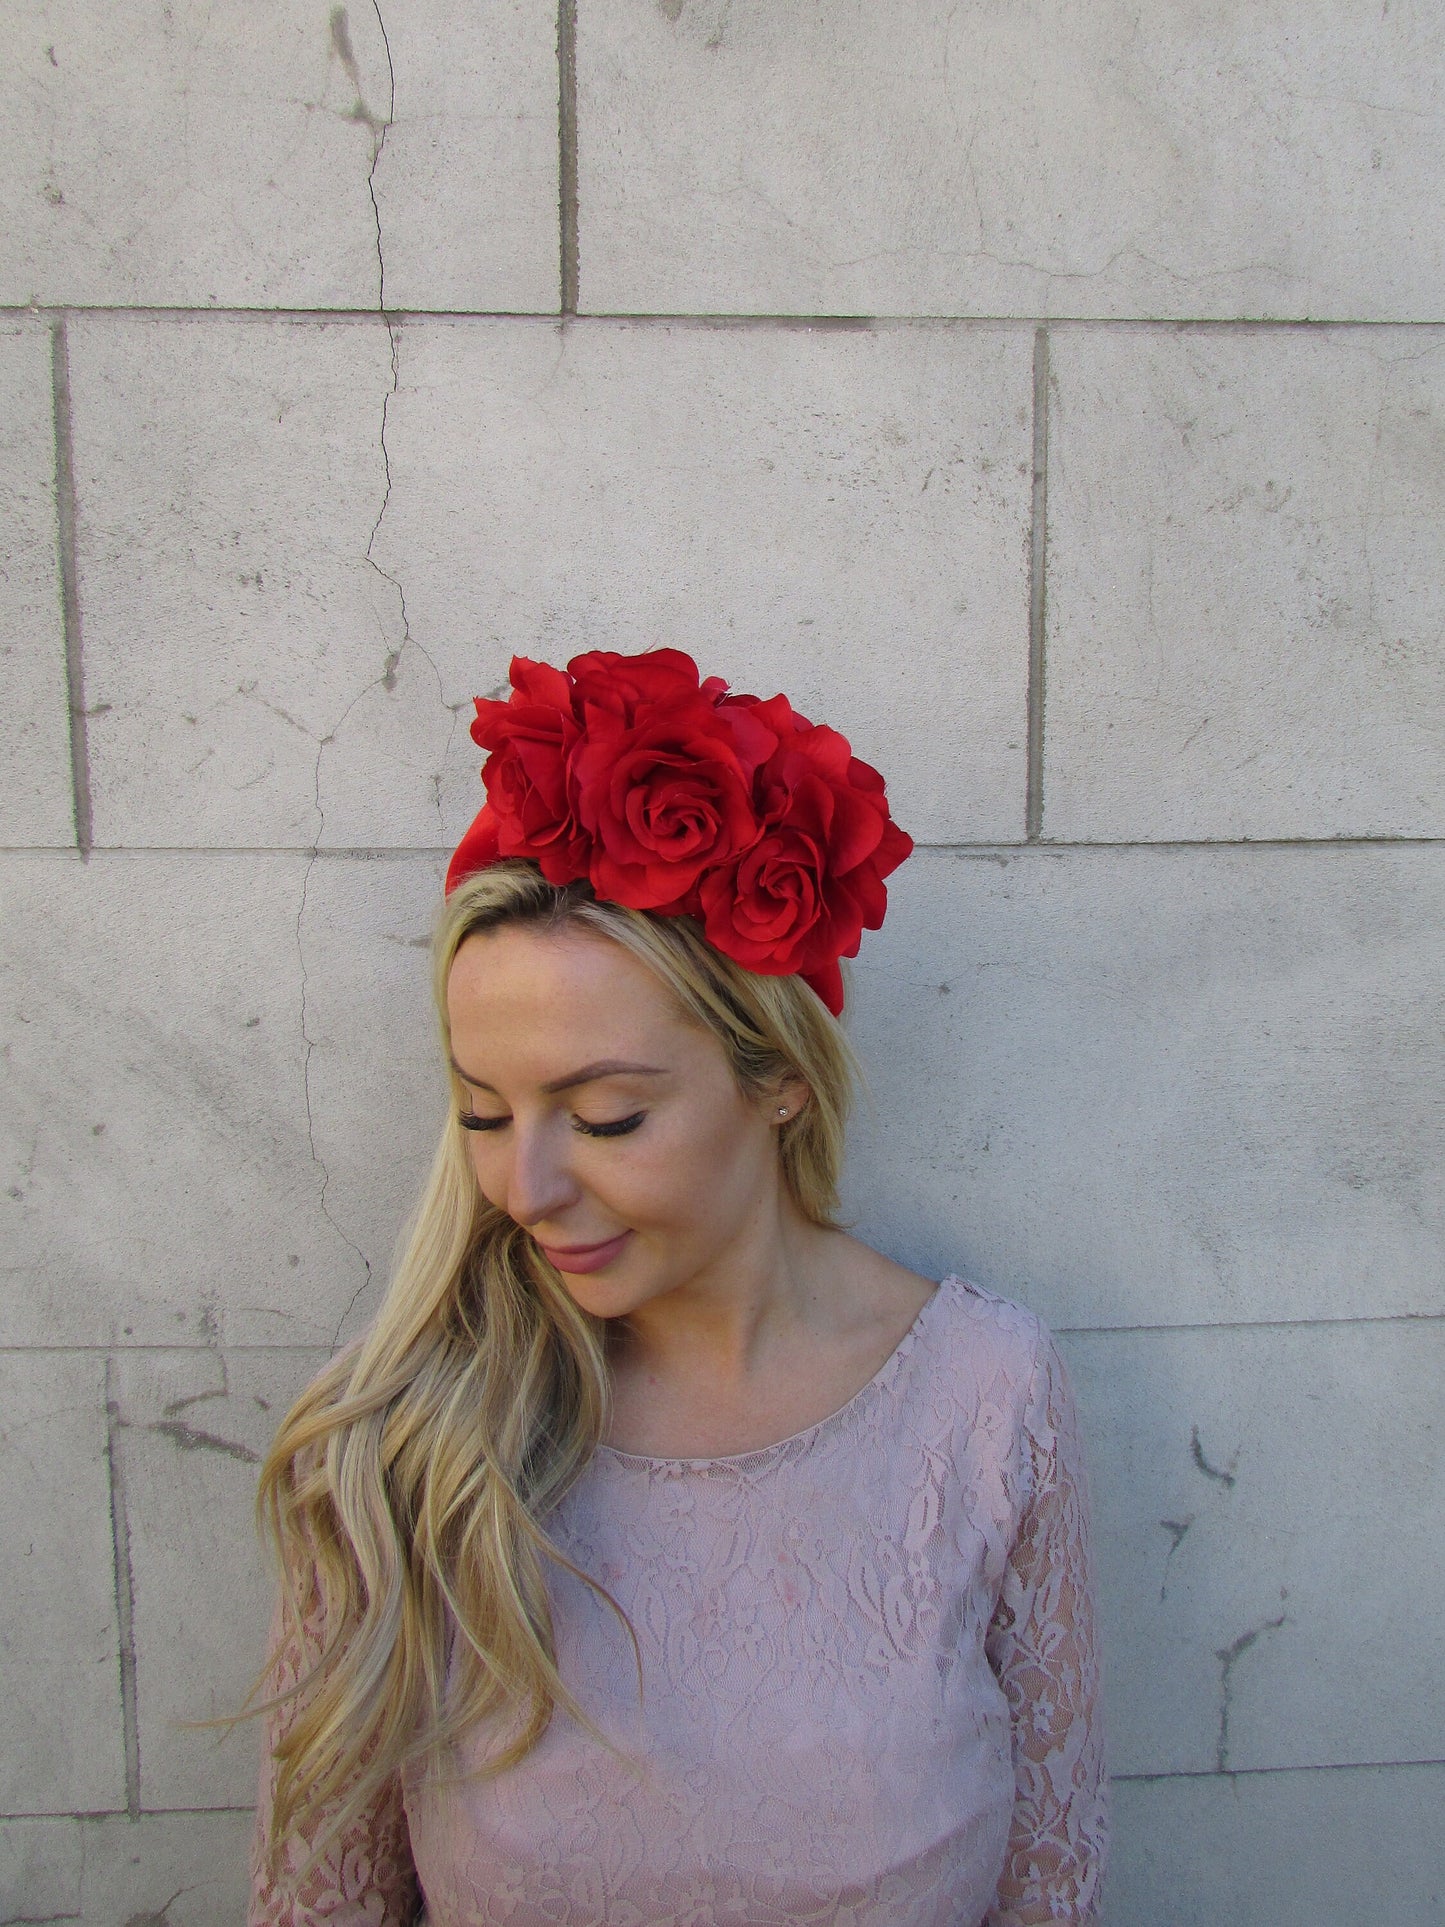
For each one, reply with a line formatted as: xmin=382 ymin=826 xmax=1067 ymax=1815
xmin=249 ymin=648 xmax=1108 ymax=1926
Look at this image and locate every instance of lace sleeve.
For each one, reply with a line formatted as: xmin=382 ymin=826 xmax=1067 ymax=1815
xmin=247 ymin=1583 xmax=422 ymax=1927
xmin=984 ymin=1329 xmax=1109 ymax=1926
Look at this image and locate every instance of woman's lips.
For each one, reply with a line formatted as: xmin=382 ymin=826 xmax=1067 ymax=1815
xmin=537 ymin=1230 xmax=632 ymax=1274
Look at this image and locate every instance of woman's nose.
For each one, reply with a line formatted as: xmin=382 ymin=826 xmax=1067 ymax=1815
xmin=501 ymin=1121 xmax=581 ymax=1230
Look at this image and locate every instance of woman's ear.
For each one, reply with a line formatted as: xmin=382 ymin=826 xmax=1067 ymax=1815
xmin=768 ymin=1075 xmax=811 ymax=1126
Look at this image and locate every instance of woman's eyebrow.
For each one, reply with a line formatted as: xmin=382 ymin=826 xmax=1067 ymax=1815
xmin=448 ymin=1058 xmax=668 ymax=1096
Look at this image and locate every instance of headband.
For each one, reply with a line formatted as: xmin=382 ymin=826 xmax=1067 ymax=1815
xmin=444 ymin=648 xmax=913 ymax=1016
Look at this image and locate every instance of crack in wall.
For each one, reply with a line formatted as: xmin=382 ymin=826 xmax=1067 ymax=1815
xmin=821 ymin=235 xmax=1322 ymax=302
xmin=103 ymin=1359 xmax=141 ymax=1820
xmin=1157 ymin=1515 xmax=1193 ymax=1601
xmin=364 ymin=317 xmax=451 ymax=822
xmin=146 ymin=1419 xmax=260 ymax=1466
xmin=1215 ymin=1611 xmax=1289 ymax=1772
xmin=297 ymin=307 xmax=454 ymax=1353
xmin=1191 ymin=1424 xmax=1238 ymax=1487
xmin=161 ymin=1358 xmax=230 ymax=1418
xmin=364 ymin=298 xmax=450 ymax=828
xmin=122 ymin=1883 xmax=193 ymax=1927
xmin=330 ymin=4 xmax=393 ymax=311
xmin=366 ymin=3 xmax=395 ymax=313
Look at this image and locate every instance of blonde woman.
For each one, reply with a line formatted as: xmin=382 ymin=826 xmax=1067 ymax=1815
xmin=248 ymin=649 xmax=1108 ymax=1926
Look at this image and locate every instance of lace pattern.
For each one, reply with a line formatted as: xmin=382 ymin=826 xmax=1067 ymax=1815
xmin=248 ymin=1588 xmax=421 ymax=1927
xmin=249 ymin=1276 xmax=1107 ymax=1926
xmin=983 ymin=1321 xmax=1108 ymax=1925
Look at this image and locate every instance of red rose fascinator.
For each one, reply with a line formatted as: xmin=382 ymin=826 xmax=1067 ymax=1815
xmin=444 ymin=648 xmax=914 ymax=1017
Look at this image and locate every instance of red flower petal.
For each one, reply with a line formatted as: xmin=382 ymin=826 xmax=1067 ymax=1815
xmin=801 ymin=959 xmax=845 ymax=1016
xmin=444 ymin=804 xmax=503 ymax=893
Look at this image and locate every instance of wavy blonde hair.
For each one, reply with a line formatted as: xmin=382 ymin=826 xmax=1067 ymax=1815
xmin=253 ymin=860 xmax=860 ymax=1864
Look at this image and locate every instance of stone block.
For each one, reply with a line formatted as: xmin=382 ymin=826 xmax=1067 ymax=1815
xmin=1108 ymin=1764 xmax=1445 ymax=1926
xmin=376 ymin=317 xmax=1034 ymax=846
xmin=1069 ymin=1322 xmax=1443 ymax=1776
xmin=111 ymin=1349 xmax=329 ymax=1811
xmin=578 ymin=0 xmax=1445 ymax=320
xmin=1044 ymin=327 xmax=1445 ymax=840
xmin=0 ymin=1353 xmax=124 ymax=1814
xmin=0 ymin=319 xmax=73 ymax=848
xmin=80 ymin=1811 xmax=256 ymax=1926
xmin=371 ymin=0 xmax=560 ymax=314
xmin=0 ymin=0 xmax=557 ymax=311
xmin=0 ymin=851 xmax=439 ymax=1348
xmin=843 ymin=846 xmax=1445 ymax=1330
xmin=0 ymin=1820 xmax=81 ymax=1922
xmin=68 ymin=315 xmax=461 ymax=852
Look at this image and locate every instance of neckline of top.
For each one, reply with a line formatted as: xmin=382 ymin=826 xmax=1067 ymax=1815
xmin=593 ymin=1272 xmax=962 ymax=1471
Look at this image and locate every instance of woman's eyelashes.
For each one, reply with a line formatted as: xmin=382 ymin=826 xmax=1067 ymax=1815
xmin=577 ymin=1111 xmax=647 ymax=1139
xmin=457 ymin=1110 xmax=647 ymax=1139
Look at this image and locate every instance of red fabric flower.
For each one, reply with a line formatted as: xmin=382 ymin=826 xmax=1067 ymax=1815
xmin=468 ymin=657 xmax=588 ymax=885
xmin=572 ymin=690 xmax=777 ymax=913
xmin=694 ymin=700 xmax=913 ymax=1014
xmin=569 ymin=647 xmax=730 ymax=719
xmin=445 ymin=650 xmax=912 ymax=1016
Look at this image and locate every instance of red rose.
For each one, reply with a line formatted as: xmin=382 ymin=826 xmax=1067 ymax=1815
xmin=572 ymin=692 xmax=776 ymax=911
xmin=569 ymin=647 xmax=730 ymax=720
xmin=468 ymin=657 xmax=588 ymax=885
xmin=695 ymin=709 xmax=913 ymax=1006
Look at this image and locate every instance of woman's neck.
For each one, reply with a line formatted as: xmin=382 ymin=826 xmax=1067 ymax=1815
xmin=601 ymin=1224 xmax=935 ymax=1460
xmin=609 ymin=1209 xmax=842 ymax=1385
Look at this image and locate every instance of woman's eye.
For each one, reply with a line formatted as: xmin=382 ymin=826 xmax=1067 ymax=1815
xmin=458 ymin=1112 xmax=508 ymax=1133
xmin=576 ymin=1112 xmax=646 ymax=1139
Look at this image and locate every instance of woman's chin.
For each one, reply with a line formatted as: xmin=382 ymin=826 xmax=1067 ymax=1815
xmin=556 ymin=1256 xmax=682 ymax=1324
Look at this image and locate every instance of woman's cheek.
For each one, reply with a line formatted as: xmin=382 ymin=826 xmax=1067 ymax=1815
xmin=465 ymin=1142 xmax=505 ymax=1207
xmin=670 ymin=1119 xmax=756 ymax=1225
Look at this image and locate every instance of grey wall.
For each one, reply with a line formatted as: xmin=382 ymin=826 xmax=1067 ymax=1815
xmin=2 ymin=4 xmax=1443 ymax=1922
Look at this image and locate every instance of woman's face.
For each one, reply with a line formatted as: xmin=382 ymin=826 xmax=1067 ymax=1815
xmin=445 ymin=921 xmax=800 ymax=1319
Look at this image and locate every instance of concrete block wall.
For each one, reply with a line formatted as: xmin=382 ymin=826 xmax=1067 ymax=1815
xmin=2 ymin=3 xmax=1441 ymax=1922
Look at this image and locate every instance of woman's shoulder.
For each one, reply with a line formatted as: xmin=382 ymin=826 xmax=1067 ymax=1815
xmin=894 ymin=1277 xmax=1079 ymax=1516
xmin=935 ymin=1270 xmax=1050 ymax=1338
xmin=921 ymin=1270 xmax=1058 ymax=1404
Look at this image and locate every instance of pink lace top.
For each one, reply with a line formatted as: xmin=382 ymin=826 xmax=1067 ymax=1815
xmin=250 ymin=1275 xmax=1108 ymax=1926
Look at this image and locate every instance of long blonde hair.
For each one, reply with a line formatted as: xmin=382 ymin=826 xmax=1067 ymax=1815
xmin=254 ymin=861 xmax=860 ymax=1862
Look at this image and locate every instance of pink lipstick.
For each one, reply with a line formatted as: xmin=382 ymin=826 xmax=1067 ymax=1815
xmin=537 ymin=1230 xmax=632 ymax=1274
